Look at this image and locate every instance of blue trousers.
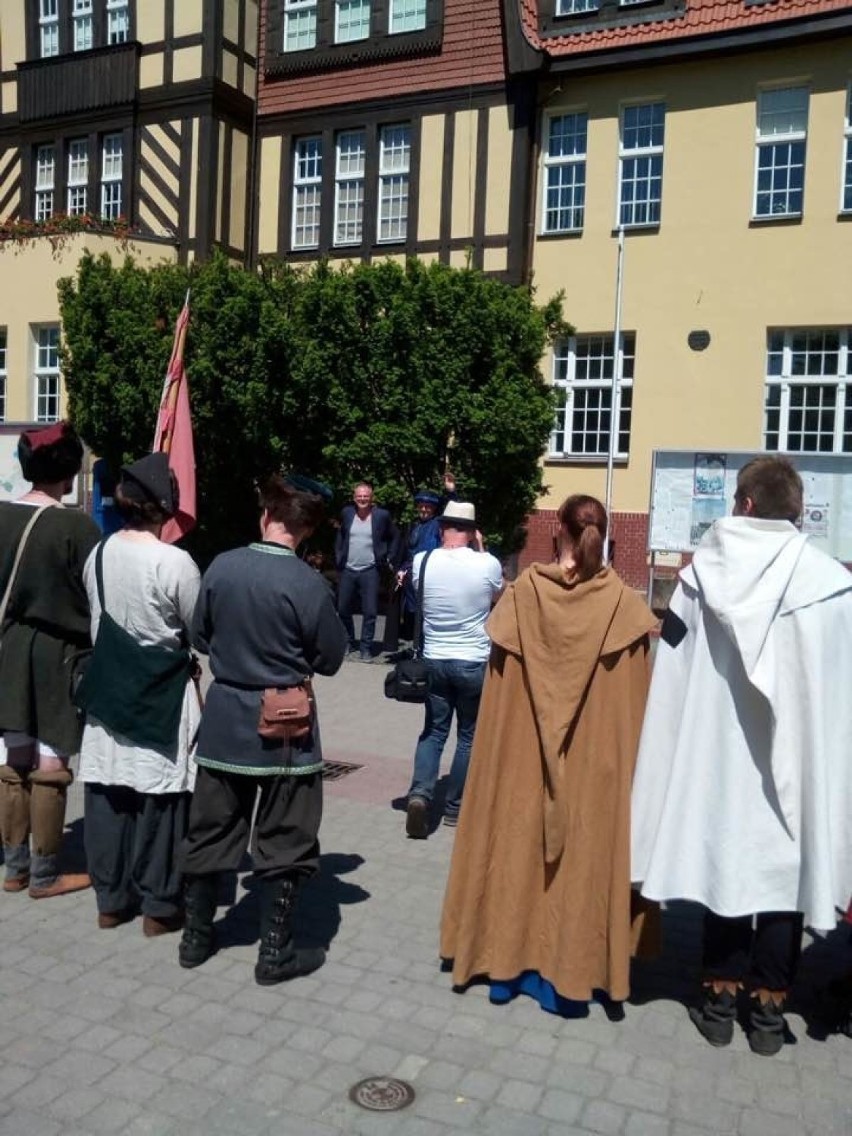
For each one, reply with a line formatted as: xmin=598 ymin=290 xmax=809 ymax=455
xmin=408 ymin=657 xmax=486 ymax=817
xmin=337 ymin=566 xmax=379 ymax=654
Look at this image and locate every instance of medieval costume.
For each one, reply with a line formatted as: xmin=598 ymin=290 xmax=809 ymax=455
xmin=440 ymin=563 xmax=658 ymax=1007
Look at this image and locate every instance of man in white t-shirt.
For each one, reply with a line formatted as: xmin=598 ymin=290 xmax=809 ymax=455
xmin=405 ymin=501 xmax=503 ymax=838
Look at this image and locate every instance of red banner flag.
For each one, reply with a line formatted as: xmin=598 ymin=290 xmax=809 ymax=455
xmin=153 ymin=295 xmax=196 ymax=543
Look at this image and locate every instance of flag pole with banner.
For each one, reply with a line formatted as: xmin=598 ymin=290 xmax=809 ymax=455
xmin=153 ymin=290 xmax=197 ymax=543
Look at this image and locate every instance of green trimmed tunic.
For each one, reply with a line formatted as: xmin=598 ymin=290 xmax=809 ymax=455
xmin=0 ymin=501 xmax=100 ymax=754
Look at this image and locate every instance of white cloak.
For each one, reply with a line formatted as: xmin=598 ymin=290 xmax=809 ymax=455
xmin=631 ymin=516 xmax=852 ymax=930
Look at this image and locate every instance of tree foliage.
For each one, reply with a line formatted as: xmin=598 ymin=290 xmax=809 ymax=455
xmin=59 ymin=251 xmax=567 ymax=562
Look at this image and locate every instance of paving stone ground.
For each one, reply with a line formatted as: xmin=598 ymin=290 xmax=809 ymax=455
xmin=2 ymin=645 xmax=852 ymax=1135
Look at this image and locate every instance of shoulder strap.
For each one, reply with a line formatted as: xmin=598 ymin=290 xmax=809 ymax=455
xmin=94 ymin=538 xmax=110 ymax=611
xmin=0 ymin=506 xmax=49 ymax=627
xmin=413 ymin=549 xmax=434 ymax=660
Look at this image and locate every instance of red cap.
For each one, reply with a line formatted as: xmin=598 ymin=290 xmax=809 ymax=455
xmin=21 ymin=422 xmax=67 ymax=451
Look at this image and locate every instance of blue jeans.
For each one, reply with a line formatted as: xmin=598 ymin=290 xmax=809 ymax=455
xmin=408 ymin=658 xmax=487 ymax=817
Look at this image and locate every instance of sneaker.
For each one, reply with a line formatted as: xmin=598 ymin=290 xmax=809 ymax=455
xmin=406 ymin=797 xmax=428 ymax=839
xmin=359 ymin=652 xmax=374 ymax=664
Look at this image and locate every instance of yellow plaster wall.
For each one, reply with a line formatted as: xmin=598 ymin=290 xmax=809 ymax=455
xmin=230 ymin=130 xmax=249 ymax=251
xmin=222 ymin=49 xmax=239 ymax=90
xmin=257 ymin=136 xmax=281 ymax=255
xmin=245 ymin=2 xmax=259 ymax=59
xmin=1 ymin=5 xmax=27 ymax=73
xmin=0 ymin=149 xmax=22 ymax=219
xmin=0 ymin=236 xmax=176 ymax=422
xmin=417 ymin=115 xmax=444 ymax=242
xmin=223 ymin=0 xmax=241 ymax=43
xmin=173 ymin=46 xmax=203 ymax=82
xmin=1 ymin=83 xmax=17 ymax=117
xmin=485 ymin=105 xmax=512 ymax=235
xmin=174 ymin=0 xmax=203 ymax=38
xmin=136 ymin=1 xmax=165 ymax=44
xmin=243 ymin=64 xmax=257 ymax=99
xmin=139 ymin=54 xmax=165 ymax=89
xmin=451 ymin=110 xmax=476 ymax=241
xmin=532 ymin=39 xmax=852 ymax=515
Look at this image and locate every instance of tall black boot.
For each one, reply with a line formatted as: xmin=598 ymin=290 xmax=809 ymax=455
xmin=688 ymin=981 xmax=738 ymax=1047
xmin=255 ymin=875 xmax=325 ymax=986
xmin=178 ymin=874 xmax=218 ymax=969
xmin=748 ymin=989 xmax=787 ymax=1057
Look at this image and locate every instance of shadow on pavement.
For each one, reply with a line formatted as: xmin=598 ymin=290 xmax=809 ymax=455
xmin=213 ymin=851 xmax=369 ymax=951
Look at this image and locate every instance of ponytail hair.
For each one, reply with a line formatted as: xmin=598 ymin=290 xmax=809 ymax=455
xmin=557 ymin=494 xmax=607 ymax=583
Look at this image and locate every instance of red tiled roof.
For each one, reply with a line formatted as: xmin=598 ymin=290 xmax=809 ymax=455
xmin=522 ymin=0 xmax=852 ymax=57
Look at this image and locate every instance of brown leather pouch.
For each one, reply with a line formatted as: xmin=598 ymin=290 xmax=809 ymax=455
xmin=257 ymin=681 xmax=313 ymax=741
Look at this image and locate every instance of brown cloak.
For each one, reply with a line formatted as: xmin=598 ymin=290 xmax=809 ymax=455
xmin=440 ymin=564 xmax=658 ymax=1003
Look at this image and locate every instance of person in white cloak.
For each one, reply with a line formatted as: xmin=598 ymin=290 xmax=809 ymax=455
xmin=631 ymin=456 xmax=852 ymax=1056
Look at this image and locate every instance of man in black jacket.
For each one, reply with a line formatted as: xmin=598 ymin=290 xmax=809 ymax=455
xmin=334 ymin=482 xmax=399 ymax=662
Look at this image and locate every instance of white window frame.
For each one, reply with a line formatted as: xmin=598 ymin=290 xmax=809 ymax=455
xmin=617 ymin=102 xmax=664 ymax=229
xmin=753 ymin=86 xmax=808 ymax=220
xmin=35 ymin=145 xmax=56 ymax=221
xmin=377 ymin=124 xmax=411 ymax=243
xmin=549 ymin=333 xmax=635 ymax=459
xmin=101 ymin=133 xmax=123 ymax=219
xmin=333 ymin=130 xmax=366 ymax=246
xmin=763 ymin=329 xmax=852 ymax=454
xmin=0 ymin=328 xmax=7 ymax=423
xmin=34 ymin=326 xmax=61 ymax=424
xmin=73 ymin=0 xmax=94 ymax=52
xmin=39 ymin=0 xmax=59 ymax=58
xmin=291 ymin=136 xmax=323 ymax=250
xmin=335 ymin=0 xmax=371 ymax=43
xmin=841 ymin=86 xmax=852 ymax=215
xmin=283 ymin=0 xmax=318 ymax=51
xmin=67 ymin=138 xmax=89 ymax=216
xmin=555 ymin=0 xmax=597 ymax=11
xmin=106 ymin=0 xmax=130 ymax=43
xmin=541 ymin=111 xmax=588 ymax=234
xmin=389 ymin=0 xmax=426 ymax=33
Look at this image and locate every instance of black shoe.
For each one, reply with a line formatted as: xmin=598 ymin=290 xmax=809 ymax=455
xmin=254 ymin=876 xmax=326 ymax=986
xmin=178 ymin=874 xmax=218 ymax=969
xmin=406 ymin=797 xmax=428 ymax=839
xmin=748 ymin=993 xmax=787 ymax=1057
xmin=688 ymin=986 xmax=737 ymax=1047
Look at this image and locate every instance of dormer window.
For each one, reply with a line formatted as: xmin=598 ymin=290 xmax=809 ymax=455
xmin=30 ymin=0 xmax=134 ymax=58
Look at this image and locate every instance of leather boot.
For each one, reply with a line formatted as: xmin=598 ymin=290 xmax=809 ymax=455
xmin=178 ymin=875 xmax=218 ymax=969
xmin=28 ymin=768 xmax=90 ymax=898
xmin=0 ymin=764 xmax=31 ymax=890
xmin=748 ymin=989 xmax=787 ymax=1057
xmin=255 ymin=875 xmax=325 ymax=986
xmin=688 ymin=981 xmax=739 ymax=1047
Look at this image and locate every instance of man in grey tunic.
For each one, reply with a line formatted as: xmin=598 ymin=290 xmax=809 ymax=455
xmin=179 ymin=475 xmax=347 ymax=983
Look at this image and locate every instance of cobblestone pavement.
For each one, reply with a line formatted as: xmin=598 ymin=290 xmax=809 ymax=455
xmin=2 ymin=656 xmax=852 ymax=1136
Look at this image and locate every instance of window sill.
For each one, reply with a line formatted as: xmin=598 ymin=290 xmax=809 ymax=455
xmin=611 ymin=224 xmax=660 ymax=235
xmin=749 ymin=213 xmax=802 ymax=227
xmin=545 ymin=454 xmax=630 ymax=465
xmin=837 ymin=210 xmax=852 ymax=222
xmin=538 ymin=228 xmax=583 ymax=240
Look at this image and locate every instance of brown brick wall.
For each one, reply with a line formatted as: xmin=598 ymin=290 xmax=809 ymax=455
xmin=519 ymin=509 xmax=651 ymax=591
xmin=258 ymin=0 xmax=507 ymax=115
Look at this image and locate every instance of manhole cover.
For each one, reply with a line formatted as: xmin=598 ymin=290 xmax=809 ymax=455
xmin=321 ymin=760 xmax=363 ymax=782
xmin=349 ymin=1077 xmax=416 ymax=1111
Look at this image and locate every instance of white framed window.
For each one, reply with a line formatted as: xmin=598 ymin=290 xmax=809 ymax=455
xmin=35 ymin=145 xmax=56 ymax=221
xmin=377 ymin=124 xmax=411 ymax=243
xmin=542 ymin=111 xmax=587 ymax=233
xmin=283 ymin=0 xmax=317 ymax=50
xmin=556 ymin=0 xmax=598 ymax=12
xmin=335 ymin=0 xmax=371 ymax=42
xmin=73 ymin=0 xmax=94 ymax=51
xmin=841 ymin=87 xmax=852 ymax=214
xmin=618 ymin=102 xmax=664 ymax=228
xmin=101 ymin=134 xmax=123 ymax=219
xmin=334 ymin=130 xmax=366 ymax=246
xmin=754 ymin=86 xmax=808 ymax=219
xmin=67 ymin=138 xmax=89 ymax=215
xmin=389 ymin=0 xmax=426 ymax=32
xmin=292 ymin=137 xmax=323 ymax=249
xmin=39 ymin=0 xmax=59 ymax=57
xmin=106 ymin=0 xmax=130 ymax=43
xmin=550 ymin=333 xmax=635 ymax=458
xmin=34 ymin=326 xmax=61 ymax=423
xmin=764 ymin=329 xmax=852 ymax=453
xmin=0 ymin=328 xmax=6 ymax=423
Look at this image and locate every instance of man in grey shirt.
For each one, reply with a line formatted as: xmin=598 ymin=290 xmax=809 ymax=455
xmin=334 ymin=482 xmax=399 ymax=662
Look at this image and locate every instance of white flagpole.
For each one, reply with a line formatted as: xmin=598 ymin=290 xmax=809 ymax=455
xmin=603 ymin=226 xmax=625 ymax=563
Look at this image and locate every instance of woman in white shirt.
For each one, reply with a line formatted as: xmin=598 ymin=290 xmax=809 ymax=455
xmin=78 ymin=454 xmax=200 ymax=936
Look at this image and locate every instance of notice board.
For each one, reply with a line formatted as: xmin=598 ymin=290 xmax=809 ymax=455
xmin=648 ymin=450 xmax=852 ymax=561
xmin=0 ymin=424 xmax=81 ymax=505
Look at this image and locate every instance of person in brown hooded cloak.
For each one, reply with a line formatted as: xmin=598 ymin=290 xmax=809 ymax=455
xmin=440 ymin=494 xmax=658 ymax=1009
